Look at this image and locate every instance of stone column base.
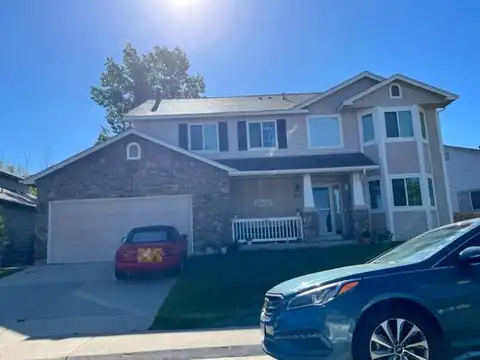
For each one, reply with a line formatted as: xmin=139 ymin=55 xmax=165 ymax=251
xmin=302 ymin=210 xmax=319 ymax=242
xmin=352 ymin=206 xmax=370 ymax=238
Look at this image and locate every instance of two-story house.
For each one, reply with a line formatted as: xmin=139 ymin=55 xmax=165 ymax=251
xmin=24 ymin=71 xmax=457 ymax=264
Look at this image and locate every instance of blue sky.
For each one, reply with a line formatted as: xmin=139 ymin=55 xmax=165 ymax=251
xmin=1 ymin=0 xmax=479 ymax=173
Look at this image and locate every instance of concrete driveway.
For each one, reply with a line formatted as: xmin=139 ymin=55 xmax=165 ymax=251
xmin=0 ymin=263 xmax=175 ymax=339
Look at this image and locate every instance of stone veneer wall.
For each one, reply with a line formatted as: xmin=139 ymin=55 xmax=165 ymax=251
xmin=34 ymin=134 xmax=232 ymax=259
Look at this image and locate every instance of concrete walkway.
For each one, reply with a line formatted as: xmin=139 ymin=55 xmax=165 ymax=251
xmin=0 ymin=327 xmax=267 ymax=360
xmin=0 ymin=263 xmax=175 ymax=339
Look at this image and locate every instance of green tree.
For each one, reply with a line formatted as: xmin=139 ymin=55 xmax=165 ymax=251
xmin=91 ymin=43 xmax=206 ymax=144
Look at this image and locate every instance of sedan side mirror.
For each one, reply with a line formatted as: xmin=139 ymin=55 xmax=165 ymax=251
xmin=458 ymin=246 xmax=480 ymax=264
xmin=181 ymin=234 xmax=188 ymax=240
xmin=120 ymin=236 xmax=127 ymax=244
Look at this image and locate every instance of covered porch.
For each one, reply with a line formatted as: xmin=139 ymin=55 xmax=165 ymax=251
xmin=222 ymin=153 xmax=378 ymax=246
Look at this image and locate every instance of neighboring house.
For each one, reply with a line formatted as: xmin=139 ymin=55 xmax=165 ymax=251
xmin=0 ymin=169 xmax=36 ymax=266
xmin=24 ymin=71 xmax=458 ymax=264
xmin=444 ymin=145 xmax=480 ymax=214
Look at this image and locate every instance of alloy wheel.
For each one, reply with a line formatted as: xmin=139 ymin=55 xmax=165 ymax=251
xmin=369 ymin=318 xmax=429 ymax=360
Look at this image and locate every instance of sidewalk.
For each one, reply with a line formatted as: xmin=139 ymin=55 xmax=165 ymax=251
xmin=0 ymin=327 xmax=266 ymax=360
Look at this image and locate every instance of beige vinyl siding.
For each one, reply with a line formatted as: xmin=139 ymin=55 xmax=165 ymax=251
xmin=386 ymin=142 xmax=420 ymax=174
xmin=371 ymin=212 xmax=387 ymax=232
xmin=230 ymin=177 xmax=303 ymax=218
xmin=307 ymin=77 xmax=379 ymax=113
xmin=423 ymin=142 xmax=432 ymax=174
xmin=363 ymin=144 xmax=380 ymax=164
xmin=393 ymin=211 xmax=428 ymax=241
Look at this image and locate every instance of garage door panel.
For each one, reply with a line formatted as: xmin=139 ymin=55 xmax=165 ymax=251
xmin=49 ymin=195 xmax=192 ymax=264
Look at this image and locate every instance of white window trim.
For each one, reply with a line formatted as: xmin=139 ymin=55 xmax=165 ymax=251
xmin=187 ymin=123 xmax=219 ymax=152
xmin=389 ymin=173 xmax=424 ymax=211
xmin=389 ymin=83 xmax=402 ymax=99
xmin=306 ymin=114 xmax=344 ymax=150
xmin=246 ymin=120 xmax=278 ymax=150
xmin=427 ymin=175 xmax=437 ymax=209
xmin=126 ymin=142 xmax=141 ymax=160
xmin=358 ymin=110 xmax=376 ymax=146
xmin=383 ymin=106 xmax=416 ymax=142
xmin=367 ymin=176 xmax=384 ymax=214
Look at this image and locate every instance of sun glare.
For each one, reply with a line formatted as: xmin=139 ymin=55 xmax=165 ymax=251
xmin=171 ymin=0 xmax=199 ymax=9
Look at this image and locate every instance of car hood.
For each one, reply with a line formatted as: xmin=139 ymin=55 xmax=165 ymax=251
xmin=267 ymin=262 xmax=404 ymax=297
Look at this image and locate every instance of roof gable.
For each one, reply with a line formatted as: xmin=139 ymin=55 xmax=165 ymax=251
xmin=23 ymin=129 xmax=234 ymax=185
xmin=341 ymin=74 xmax=458 ymax=109
xmin=293 ymin=71 xmax=385 ymax=109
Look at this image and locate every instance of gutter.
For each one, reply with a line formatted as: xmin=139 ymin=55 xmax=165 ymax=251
xmin=228 ymin=165 xmax=379 ymax=177
xmin=124 ymin=109 xmax=310 ymax=121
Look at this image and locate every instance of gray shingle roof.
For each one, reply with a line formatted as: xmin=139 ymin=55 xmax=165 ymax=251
xmin=125 ymin=92 xmax=321 ymax=118
xmin=217 ymin=153 xmax=376 ymax=171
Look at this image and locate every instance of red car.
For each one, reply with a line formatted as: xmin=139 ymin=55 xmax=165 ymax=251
xmin=114 ymin=225 xmax=188 ymax=280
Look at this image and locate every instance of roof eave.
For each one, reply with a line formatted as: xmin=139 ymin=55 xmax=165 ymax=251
xmin=23 ymin=129 xmax=235 ymax=185
xmin=124 ymin=109 xmax=310 ymax=121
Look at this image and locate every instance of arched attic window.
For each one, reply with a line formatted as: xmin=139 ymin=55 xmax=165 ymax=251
xmin=389 ymin=83 xmax=402 ymax=99
xmin=126 ymin=142 xmax=141 ymax=160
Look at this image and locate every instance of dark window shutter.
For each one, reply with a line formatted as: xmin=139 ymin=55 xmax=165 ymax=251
xmin=277 ymin=119 xmax=288 ymax=149
xmin=237 ymin=121 xmax=247 ymax=151
xmin=179 ymin=124 xmax=189 ymax=150
xmin=218 ymin=122 xmax=229 ymax=152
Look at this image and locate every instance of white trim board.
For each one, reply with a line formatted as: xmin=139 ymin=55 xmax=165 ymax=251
xmin=339 ymin=74 xmax=459 ymax=110
xmin=294 ymin=71 xmax=385 ymax=109
xmin=23 ymin=128 xmax=236 ymax=185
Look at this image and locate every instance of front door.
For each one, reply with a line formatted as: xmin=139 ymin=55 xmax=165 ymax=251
xmin=313 ymin=187 xmax=334 ymax=235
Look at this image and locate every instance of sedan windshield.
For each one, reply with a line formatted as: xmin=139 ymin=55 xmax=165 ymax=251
xmin=371 ymin=221 xmax=477 ymax=264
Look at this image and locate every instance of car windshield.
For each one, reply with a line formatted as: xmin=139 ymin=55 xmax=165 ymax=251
xmin=370 ymin=221 xmax=477 ymax=264
xmin=127 ymin=229 xmax=170 ymax=243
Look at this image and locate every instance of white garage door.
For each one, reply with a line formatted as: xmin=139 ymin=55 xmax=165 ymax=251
xmin=48 ymin=195 xmax=193 ymax=264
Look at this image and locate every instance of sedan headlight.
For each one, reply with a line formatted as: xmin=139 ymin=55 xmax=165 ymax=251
xmin=286 ymin=280 xmax=359 ymax=310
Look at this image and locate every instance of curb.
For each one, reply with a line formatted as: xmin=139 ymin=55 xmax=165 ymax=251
xmin=41 ymin=344 xmax=264 ymax=360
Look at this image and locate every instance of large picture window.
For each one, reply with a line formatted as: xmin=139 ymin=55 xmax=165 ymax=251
xmin=308 ymin=116 xmax=342 ymax=148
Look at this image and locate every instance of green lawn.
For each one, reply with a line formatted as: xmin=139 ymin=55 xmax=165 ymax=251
xmin=151 ymin=243 xmax=397 ymax=331
xmin=0 ymin=268 xmax=20 ymax=279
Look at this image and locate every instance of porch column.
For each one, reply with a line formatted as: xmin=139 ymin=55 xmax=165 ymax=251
xmin=303 ymin=174 xmax=315 ymax=209
xmin=351 ymin=172 xmax=367 ymax=207
xmin=302 ymin=174 xmax=319 ymax=242
xmin=351 ymin=172 xmax=370 ymax=237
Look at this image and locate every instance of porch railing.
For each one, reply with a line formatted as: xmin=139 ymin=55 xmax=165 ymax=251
xmin=232 ymin=216 xmax=304 ymax=244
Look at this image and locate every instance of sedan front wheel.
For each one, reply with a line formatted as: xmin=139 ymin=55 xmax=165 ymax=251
xmin=353 ymin=306 xmax=447 ymax=360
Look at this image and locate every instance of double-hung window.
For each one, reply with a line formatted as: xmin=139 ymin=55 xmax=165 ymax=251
xmin=308 ymin=116 xmax=342 ymax=148
xmin=248 ymin=121 xmax=277 ymax=149
xmin=385 ymin=110 xmax=414 ymax=139
xmin=392 ymin=177 xmax=423 ymax=207
xmin=189 ymin=124 xmax=219 ymax=151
